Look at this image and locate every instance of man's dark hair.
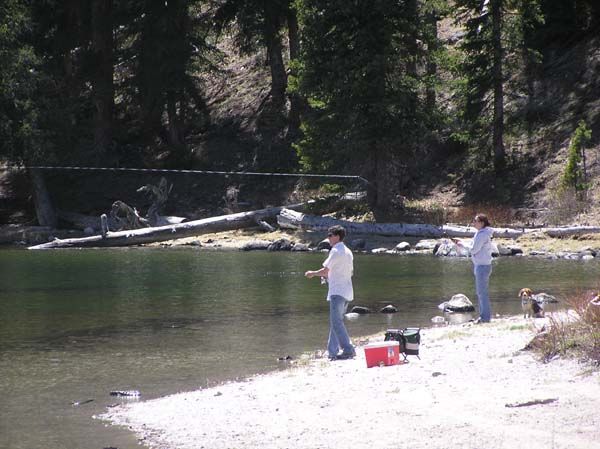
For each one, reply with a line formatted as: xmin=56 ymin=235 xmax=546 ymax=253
xmin=328 ymin=225 xmax=346 ymax=241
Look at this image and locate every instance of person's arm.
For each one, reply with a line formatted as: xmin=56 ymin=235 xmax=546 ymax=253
xmin=306 ymin=247 xmax=338 ymax=279
xmin=305 ymin=266 xmax=330 ymax=279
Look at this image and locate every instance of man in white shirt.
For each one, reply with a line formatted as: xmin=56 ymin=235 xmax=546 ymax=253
xmin=305 ymin=225 xmax=356 ymax=360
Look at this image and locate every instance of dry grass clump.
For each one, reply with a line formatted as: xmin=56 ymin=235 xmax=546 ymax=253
xmin=446 ymin=204 xmax=515 ymax=227
xmin=529 ymin=291 xmax=600 ymax=364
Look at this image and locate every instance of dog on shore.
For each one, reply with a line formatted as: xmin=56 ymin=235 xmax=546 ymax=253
xmin=518 ymin=288 xmax=545 ymax=318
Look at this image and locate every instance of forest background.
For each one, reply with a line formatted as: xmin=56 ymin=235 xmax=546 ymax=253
xmin=1 ymin=0 xmax=599 ymax=229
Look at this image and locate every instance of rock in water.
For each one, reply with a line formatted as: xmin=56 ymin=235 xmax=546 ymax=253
xmin=379 ymin=304 xmax=398 ymax=313
xmin=350 ymin=306 xmax=371 ymax=314
xmin=110 ymin=390 xmax=140 ymax=397
xmin=532 ymin=293 xmax=558 ymax=304
xmin=439 ymin=294 xmax=475 ymax=312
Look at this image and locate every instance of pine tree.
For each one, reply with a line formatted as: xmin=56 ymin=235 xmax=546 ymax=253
xmin=294 ymin=0 xmax=426 ymax=218
xmin=561 ymin=120 xmax=592 ymax=196
xmin=455 ymin=0 xmax=543 ymax=176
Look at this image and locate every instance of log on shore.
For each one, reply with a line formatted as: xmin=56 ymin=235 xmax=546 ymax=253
xmin=543 ymin=226 xmax=600 ymax=238
xmin=29 ymin=204 xmax=305 ymax=249
xmin=58 ymin=210 xmax=187 ymax=231
xmin=277 ymin=209 xmax=600 ymax=239
xmin=278 ymin=209 xmax=445 ymax=237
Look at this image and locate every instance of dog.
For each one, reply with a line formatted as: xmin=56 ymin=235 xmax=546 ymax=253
xmin=518 ymin=288 xmax=545 ymax=318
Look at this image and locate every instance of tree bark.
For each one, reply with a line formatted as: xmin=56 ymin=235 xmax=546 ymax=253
xmin=286 ymin=5 xmax=301 ymax=134
xmin=29 ymin=169 xmax=57 ymax=228
xmin=491 ymin=0 xmax=505 ymax=170
xmin=91 ymin=0 xmax=114 ymax=157
xmin=425 ymin=9 xmax=438 ymax=111
xmin=264 ymin=8 xmax=287 ymax=108
xmin=139 ymin=2 xmax=165 ymax=136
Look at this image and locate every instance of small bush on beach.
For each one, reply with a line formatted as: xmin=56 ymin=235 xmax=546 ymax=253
xmin=533 ymin=291 xmax=600 ymax=364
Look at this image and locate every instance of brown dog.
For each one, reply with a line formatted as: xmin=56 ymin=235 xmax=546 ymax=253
xmin=519 ymin=288 xmax=545 ymax=318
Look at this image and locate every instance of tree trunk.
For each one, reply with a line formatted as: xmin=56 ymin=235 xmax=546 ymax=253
xmin=491 ymin=0 xmax=505 ymax=170
xmin=405 ymin=0 xmax=418 ymax=78
xmin=425 ymin=10 xmax=438 ymax=111
xmin=29 ymin=169 xmax=57 ymax=228
xmin=167 ymin=91 xmax=185 ymax=150
xmin=28 ymin=203 xmax=307 ymax=249
xmin=286 ymin=6 xmax=301 ymax=134
xmin=139 ymin=2 xmax=166 ymax=136
xmin=91 ymin=0 xmax=114 ymax=157
xmin=264 ymin=13 xmax=287 ymax=108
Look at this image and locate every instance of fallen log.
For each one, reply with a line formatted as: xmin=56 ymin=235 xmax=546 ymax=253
xmin=277 ymin=209 xmax=600 ymax=239
xmin=278 ymin=209 xmax=444 ymax=237
xmin=543 ymin=226 xmax=600 ymax=238
xmin=28 ymin=203 xmax=307 ymax=249
xmin=58 ymin=210 xmax=187 ymax=231
xmin=277 ymin=209 xmax=527 ymax=238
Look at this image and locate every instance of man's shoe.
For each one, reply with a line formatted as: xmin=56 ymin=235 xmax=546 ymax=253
xmin=336 ymin=351 xmax=356 ymax=360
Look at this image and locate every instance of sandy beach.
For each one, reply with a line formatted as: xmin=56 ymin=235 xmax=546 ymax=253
xmin=100 ymin=316 xmax=600 ymax=449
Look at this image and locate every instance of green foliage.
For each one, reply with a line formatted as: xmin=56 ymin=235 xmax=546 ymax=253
xmin=0 ymin=0 xmax=51 ymax=164
xmin=454 ymin=0 xmax=543 ymax=172
xmin=294 ymin=0 xmax=426 ymax=177
xmin=561 ymin=120 xmax=592 ymax=193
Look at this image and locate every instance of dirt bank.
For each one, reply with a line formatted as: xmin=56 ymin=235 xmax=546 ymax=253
xmin=99 ymin=316 xmax=600 ymax=449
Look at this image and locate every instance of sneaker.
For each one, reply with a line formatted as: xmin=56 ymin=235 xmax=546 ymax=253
xmin=473 ymin=317 xmax=490 ymax=324
xmin=336 ymin=351 xmax=356 ymax=360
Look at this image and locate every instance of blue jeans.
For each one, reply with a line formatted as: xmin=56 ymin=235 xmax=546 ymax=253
xmin=327 ymin=295 xmax=354 ymax=357
xmin=474 ymin=264 xmax=492 ymax=322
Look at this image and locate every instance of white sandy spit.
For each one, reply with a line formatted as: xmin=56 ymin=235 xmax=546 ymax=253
xmin=99 ymin=316 xmax=600 ymax=449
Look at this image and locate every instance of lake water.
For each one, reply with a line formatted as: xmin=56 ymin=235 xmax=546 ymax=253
xmin=1 ymin=248 xmax=599 ymax=449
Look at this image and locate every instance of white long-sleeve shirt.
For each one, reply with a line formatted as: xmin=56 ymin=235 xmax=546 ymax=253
xmin=323 ymin=242 xmax=354 ymax=301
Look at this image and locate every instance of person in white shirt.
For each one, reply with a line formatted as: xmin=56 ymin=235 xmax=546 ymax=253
xmin=305 ymin=225 xmax=356 ymax=360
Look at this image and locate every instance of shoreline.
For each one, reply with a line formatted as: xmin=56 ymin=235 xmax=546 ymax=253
xmin=99 ymin=315 xmax=600 ymax=449
xmin=4 ymin=224 xmax=600 ymax=260
xmin=156 ymin=228 xmax=600 ymax=261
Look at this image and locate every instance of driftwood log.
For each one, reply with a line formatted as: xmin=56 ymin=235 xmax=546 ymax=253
xmin=277 ymin=209 xmax=600 ymax=238
xmin=58 ymin=210 xmax=186 ymax=231
xmin=28 ymin=203 xmax=307 ymax=249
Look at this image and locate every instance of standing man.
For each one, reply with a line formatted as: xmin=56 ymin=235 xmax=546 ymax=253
xmin=305 ymin=225 xmax=356 ymax=360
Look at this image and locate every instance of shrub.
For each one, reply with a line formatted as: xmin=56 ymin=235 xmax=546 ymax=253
xmin=560 ymin=120 xmax=592 ymax=196
xmin=536 ymin=290 xmax=600 ymax=365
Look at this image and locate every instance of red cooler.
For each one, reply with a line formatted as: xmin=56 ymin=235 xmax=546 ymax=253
xmin=364 ymin=341 xmax=400 ymax=368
